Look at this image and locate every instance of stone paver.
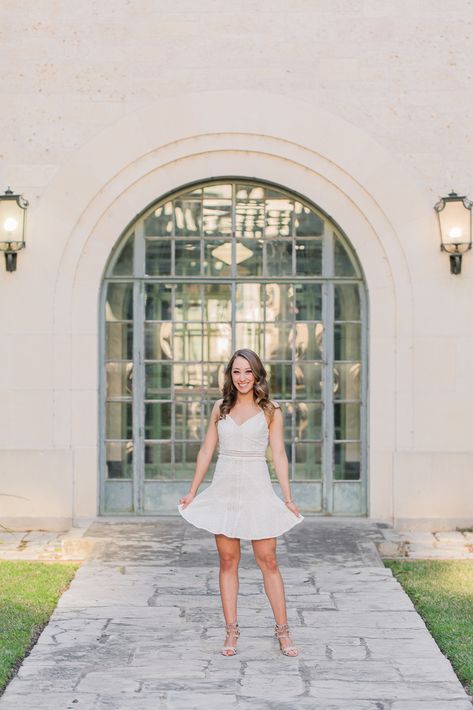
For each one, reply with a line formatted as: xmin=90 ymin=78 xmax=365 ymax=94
xmin=0 ymin=518 xmax=472 ymax=709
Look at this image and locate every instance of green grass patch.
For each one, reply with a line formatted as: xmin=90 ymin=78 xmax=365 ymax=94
xmin=0 ymin=561 xmax=79 ymax=692
xmin=385 ymin=559 xmax=473 ymax=697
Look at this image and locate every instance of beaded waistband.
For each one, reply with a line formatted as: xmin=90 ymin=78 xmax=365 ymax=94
xmin=218 ymin=449 xmax=267 ymax=459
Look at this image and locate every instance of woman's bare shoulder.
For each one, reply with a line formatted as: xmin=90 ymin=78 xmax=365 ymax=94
xmin=270 ymin=399 xmax=281 ymax=410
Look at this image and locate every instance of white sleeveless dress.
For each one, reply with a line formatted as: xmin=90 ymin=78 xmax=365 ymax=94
xmin=177 ymin=409 xmax=304 ymax=540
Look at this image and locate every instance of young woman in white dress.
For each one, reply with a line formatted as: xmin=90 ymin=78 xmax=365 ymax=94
xmin=178 ymin=349 xmax=304 ymax=657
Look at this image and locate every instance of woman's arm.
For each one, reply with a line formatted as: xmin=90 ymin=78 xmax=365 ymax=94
xmin=187 ymin=399 xmax=221 ymax=496
xmin=268 ymin=403 xmax=302 ymax=517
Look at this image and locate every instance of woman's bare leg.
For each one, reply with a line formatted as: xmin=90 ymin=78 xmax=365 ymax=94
xmin=215 ymin=533 xmax=241 ymax=654
xmin=252 ymin=536 xmax=297 ymax=655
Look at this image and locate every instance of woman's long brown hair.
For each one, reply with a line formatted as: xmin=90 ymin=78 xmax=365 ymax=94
xmin=218 ymin=349 xmax=279 ymax=421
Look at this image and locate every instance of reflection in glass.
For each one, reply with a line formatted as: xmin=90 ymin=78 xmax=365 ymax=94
xmin=235 ymin=239 xmax=263 ymax=276
xmin=334 ymin=233 xmax=357 ymax=276
xmin=204 ymin=184 xmax=232 ymax=199
xmin=235 ymin=323 xmax=264 ymax=355
xmin=175 ymin=284 xmax=202 ymax=321
xmin=295 ymin=283 xmax=322 ymax=320
xmin=106 ymin=402 xmax=132 ymax=439
xmin=106 ymin=362 xmax=133 ymax=398
xmin=203 ymin=324 xmax=232 ymax=361
xmin=335 ymin=284 xmax=360 ymax=321
xmin=144 ymin=201 xmax=173 ymax=236
xmin=334 ymin=403 xmax=360 ymax=440
xmin=144 ymin=443 xmax=172 ymax=479
xmin=265 ymin=284 xmax=294 ymax=321
xmin=296 ymin=239 xmax=322 ymax=275
xmin=204 ymin=240 xmax=232 ymax=276
xmin=203 ymin=199 xmax=232 ymax=236
xmin=145 ymin=402 xmax=172 ymax=440
xmin=334 ymin=323 xmax=361 ymax=360
xmin=144 ymin=323 xmax=172 ymax=360
xmin=174 ymin=200 xmax=201 ymax=236
xmin=174 ymin=323 xmax=203 ymax=361
xmin=295 ymin=363 xmax=322 ymax=399
xmin=203 ymin=284 xmax=232 ymax=321
xmin=236 ymin=199 xmax=264 ymax=238
xmin=295 ymin=323 xmax=323 ymax=360
xmin=236 ymin=283 xmax=264 ymax=321
xmin=266 ymin=363 xmax=293 ymax=400
xmin=146 ymin=239 xmax=171 ymax=276
xmin=106 ymin=283 xmax=133 ymax=322
xmin=145 ymin=284 xmax=172 ymax=321
xmin=333 ymin=363 xmax=361 ymax=400
xmin=294 ymin=402 xmax=322 ymax=441
xmin=175 ymin=240 xmax=201 ymax=276
xmin=106 ymin=442 xmax=133 ymax=479
xmin=175 ymin=399 xmax=202 ymax=440
xmin=203 ymin=362 xmax=225 ymax=396
xmin=173 ymin=363 xmax=203 ymax=390
xmin=294 ymin=443 xmax=322 ymax=480
xmin=145 ymin=363 xmax=172 ymax=398
xmin=266 ymin=240 xmax=293 ymax=276
xmin=334 ymin=442 xmax=360 ymax=480
xmin=265 ymin=324 xmax=293 ymax=360
xmin=112 ymin=234 xmax=134 ymax=275
xmin=294 ymin=202 xmax=324 ymax=236
xmin=106 ymin=323 xmax=133 ymax=360
xmin=265 ymin=199 xmax=293 ymax=238
xmin=175 ymin=442 xmax=201 ymax=479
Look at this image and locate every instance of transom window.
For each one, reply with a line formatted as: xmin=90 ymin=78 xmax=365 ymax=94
xmin=101 ymin=180 xmax=366 ymax=515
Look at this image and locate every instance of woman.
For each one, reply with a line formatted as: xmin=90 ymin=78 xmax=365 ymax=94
xmin=177 ymin=349 xmax=304 ymax=657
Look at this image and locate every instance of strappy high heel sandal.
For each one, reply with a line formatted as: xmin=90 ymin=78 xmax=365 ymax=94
xmin=275 ymin=622 xmax=299 ymax=656
xmin=221 ymin=621 xmax=240 ymax=656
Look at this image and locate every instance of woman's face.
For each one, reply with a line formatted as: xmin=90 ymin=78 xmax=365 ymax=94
xmin=231 ymin=356 xmax=255 ymax=395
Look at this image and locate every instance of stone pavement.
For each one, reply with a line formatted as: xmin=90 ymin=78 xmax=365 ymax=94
xmin=0 ymin=518 xmax=472 ymax=709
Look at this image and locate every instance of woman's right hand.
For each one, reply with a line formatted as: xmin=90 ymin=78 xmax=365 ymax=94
xmin=178 ymin=492 xmax=195 ymax=509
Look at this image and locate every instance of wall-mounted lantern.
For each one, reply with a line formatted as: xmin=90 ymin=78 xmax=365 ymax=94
xmin=0 ymin=187 xmax=29 ymax=272
xmin=434 ymin=190 xmax=472 ymax=275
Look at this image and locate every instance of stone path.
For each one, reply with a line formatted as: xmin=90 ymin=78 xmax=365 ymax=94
xmin=0 ymin=518 xmax=472 ymax=709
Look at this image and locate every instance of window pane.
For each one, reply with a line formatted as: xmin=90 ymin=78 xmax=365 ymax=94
xmin=203 ymin=323 xmax=232 ymax=361
xmin=144 ymin=442 xmax=172 ymax=480
xmin=294 ymin=202 xmax=324 ymax=236
xmin=144 ymin=323 xmax=172 ymax=360
xmin=296 ymin=239 xmax=322 ymax=276
xmin=145 ymin=284 xmax=172 ymax=321
xmin=112 ymin=234 xmax=134 ymax=276
xmin=175 ymin=240 xmax=201 ymax=276
xmin=204 ymin=184 xmax=232 ymax=199
xmin=334 ymin=234 xmax=358 ymax=277
xmin=106 ymin=362 xmax=133 ymax=398
xmin=204 ymin=284 xmax=232 ymax=321
xmin=106 ymin=323 xmax=133 ymax=360
xmin=174 ymin=199 xmax=201 ymax=236
xmin=334 ymin=442 xmax=360 ymax=480
xmin=175 ymin=442 xmax=201 ymax=479
xmin=294 ymin=443 xmax=322 ymax=480
xmin=235 ymin=322 xmax=264 ymax=354
xmin=175 ymin=284 xmax=202 ymax=321
xmin=333 ymin=363 xmax=361 ymax=401
xmin=236 ymin=239 xmax=263 ymax=276
xmin=265 ymin=283 xmax=295 ymax=321
xmin=145 ymin=402 xmax=172 ymax=439
xmin=204 ymin=240 xmax=232 ymax=277
xmin=173 ymin=363 xmax=203 ymax=391
xmin=265 ymin=198 xmax=293 ymax=238
xmin=295 ymin=402 xmax=322 ymax=441
xmin=334 ymin=403 xmax=360 ymax=440
xmin=295 ymin=283 xmax=322 ymax=320
xmin=236 ymin=283 xmax=264 ymax=320
xmin=145 ymin=363 xmax=172 ymax=398
xmin=144 ymin=201 xmax=173 ymax=236
xmin=334 ymin=323 xmax=361 ymax=360
xmin=267 ymin=363 xmax=293 ymax=399
xmin=295 ymin=323 xmax=323 ymax=360
xmin=106 ymin=283 xmax=133 ymax=321
xmin=266 ymin=240 xmax=293 ymax=276
xmin=203 ymin=199 xmax=231 ymax=236
xmin=203 ymin=362 xmax=225 ymax=397
xmin=295 ymin=362 xmax=322 ymax=399
xmin=236 ymin=197 xmax=264 ymax=238
xmin=174 ymin=323 xmax=203 ymax=361
xmin=145 ymin=239 xmax=172 ymax=276
xmin=265 ymin=324 xmax=293 ymax=360
xmin=335 ymin=284 xmax=360 ymax=320
xmin=175 ymin=399 xmax=203 ymax=440
xmin=106 ymin=402 xmax=132 ymax=439
xmin=106 ymin=442 xmax=133 ymax=479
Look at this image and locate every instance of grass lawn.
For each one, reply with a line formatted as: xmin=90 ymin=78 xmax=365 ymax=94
xmin=0 ymin=560 xmax=80 ymax=693
xmin=385 ymin=559 xmax=473 ymax=697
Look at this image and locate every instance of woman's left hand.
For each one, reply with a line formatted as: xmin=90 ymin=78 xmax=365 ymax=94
xmin=285 ymin=500 xmax=302 ymax=517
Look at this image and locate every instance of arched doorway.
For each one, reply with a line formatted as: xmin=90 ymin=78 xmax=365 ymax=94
xmin=100 ymin=179 xmax=367 ymax=515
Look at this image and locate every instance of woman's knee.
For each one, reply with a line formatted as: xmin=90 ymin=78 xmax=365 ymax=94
xmin=219 ymin=552 xmax=240 ymax=571
xmin=256 ymin=553 xmax=279 ymax=573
